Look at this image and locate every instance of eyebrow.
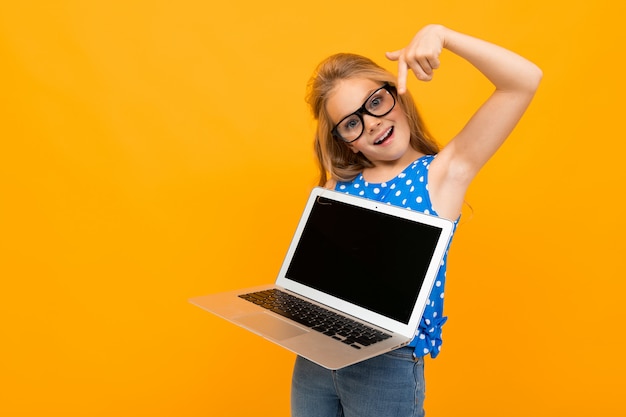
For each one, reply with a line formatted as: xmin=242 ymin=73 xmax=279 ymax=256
xmin=336 ymin=86 xmax=382 ymax=123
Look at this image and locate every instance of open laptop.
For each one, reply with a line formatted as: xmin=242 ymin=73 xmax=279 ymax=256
xmin=189 ymin=186 xmax=454 ymax=370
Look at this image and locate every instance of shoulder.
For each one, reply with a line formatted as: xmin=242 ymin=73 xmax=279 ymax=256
xmin=324 ymin=178 xmax=337 ymax=190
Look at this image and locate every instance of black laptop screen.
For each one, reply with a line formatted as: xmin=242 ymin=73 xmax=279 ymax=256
xmin=285 ymin=196 xmax=442 ymax=324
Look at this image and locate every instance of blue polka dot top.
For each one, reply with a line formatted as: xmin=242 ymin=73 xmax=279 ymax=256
xmin=335 ymin=154 xmax=457 ymax=358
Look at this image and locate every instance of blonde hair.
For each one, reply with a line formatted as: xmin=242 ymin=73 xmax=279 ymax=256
xmin=306 ymin=53 xmax=440 ymax=186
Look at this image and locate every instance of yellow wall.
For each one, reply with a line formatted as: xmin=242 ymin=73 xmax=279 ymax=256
xmin=2 ymin=1 xmax=625 ymax=416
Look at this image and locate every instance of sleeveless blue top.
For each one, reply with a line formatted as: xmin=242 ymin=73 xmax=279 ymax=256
xmin=335 ymin=154 xmax=456 ymax=358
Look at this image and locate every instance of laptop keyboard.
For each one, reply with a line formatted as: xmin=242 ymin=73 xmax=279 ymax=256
xmin=238 ymin=289 xmax=391 ymax=350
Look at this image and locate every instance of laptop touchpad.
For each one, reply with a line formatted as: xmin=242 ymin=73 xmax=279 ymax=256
xmin=235 ymin=312 xmax=308 ymax=341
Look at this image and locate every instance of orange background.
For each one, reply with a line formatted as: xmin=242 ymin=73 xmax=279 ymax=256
xmin=1 ymin=1 xmax=625 ymax=416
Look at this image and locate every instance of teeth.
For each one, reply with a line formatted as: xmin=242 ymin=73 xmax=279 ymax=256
xmin=375 ymin=128 xmax=392 ymax=144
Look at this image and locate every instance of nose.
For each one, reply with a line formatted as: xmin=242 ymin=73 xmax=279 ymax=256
xmin=363 ymin=114 xmax=381 ymax=132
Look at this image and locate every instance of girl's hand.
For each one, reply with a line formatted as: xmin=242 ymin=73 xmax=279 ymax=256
xmin=385 ymin=24 xmax=446 ymax=94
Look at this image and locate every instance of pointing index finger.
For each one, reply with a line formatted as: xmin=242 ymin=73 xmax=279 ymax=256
xmin=396 ymin=54 xmax=408 ymax=94
xmin=385 ymin=49 xmax=408 ymax=95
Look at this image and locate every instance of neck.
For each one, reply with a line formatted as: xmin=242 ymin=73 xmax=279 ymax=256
xmin=362 ymin=148 xmax=424 ymax=183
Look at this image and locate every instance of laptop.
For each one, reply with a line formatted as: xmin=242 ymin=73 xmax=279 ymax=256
xmin=189 ymin=186 xmax=454 ymax=370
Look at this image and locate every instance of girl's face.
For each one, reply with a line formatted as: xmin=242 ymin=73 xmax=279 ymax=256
xmin=326 ymin=77 xmax=414 ymax=167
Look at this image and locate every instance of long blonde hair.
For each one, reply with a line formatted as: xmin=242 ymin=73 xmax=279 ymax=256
xmin=306 ymin=53 xmax=440 ymax=186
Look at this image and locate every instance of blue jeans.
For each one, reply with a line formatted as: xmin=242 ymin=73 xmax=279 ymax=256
xmin=291 ymin=347 xmax=425 ymax=417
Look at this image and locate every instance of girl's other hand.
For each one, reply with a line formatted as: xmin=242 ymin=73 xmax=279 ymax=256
xmin=385 ymin=24 xmax=446 ymax=94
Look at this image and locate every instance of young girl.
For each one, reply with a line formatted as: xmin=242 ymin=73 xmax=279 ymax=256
xmin=291 ymin=24 xmax=542 ymax=417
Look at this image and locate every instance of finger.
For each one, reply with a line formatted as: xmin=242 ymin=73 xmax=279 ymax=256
xmin=411 ymin=50 xmax=442 ymax=81
xmin=386 ymin=49 xmax=409 ymax=93
xmin=396 ymin=55 xmax=409 ymax=94
xmin=423 ymin=51 xmax=440 ymax=72
xmin=407 ymin=58 xmax=432 ymax=81
xmin=385 ymin=49 xmax=402 ymax=62
xmin=418 ymin=56 xmax=435 ymax=78
xmin=428 ymin=55 xmax=441 ymax=70
xmin=421 ymin=55 xmax=441 ymax=81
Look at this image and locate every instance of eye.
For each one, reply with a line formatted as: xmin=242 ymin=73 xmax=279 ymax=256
xmin=367 ymin=93 xmax=385 ymax=110
xmin=341 ymin=116 xmax=361 ymax=132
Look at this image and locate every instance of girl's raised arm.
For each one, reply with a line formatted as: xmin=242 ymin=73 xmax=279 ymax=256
xmin=387 ymin=25 xmax=542 ymax=219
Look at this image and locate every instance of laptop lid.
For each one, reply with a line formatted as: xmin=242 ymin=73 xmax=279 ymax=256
xmin=275 ymin=187 xmax=454 ymax=338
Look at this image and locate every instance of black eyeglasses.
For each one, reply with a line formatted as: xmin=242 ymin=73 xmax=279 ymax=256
xmin=331 ymin=83 xmax=397 ymax=143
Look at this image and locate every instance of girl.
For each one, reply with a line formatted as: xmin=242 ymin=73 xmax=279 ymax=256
xmin=291 ymin=24 xmax=542 ymax=417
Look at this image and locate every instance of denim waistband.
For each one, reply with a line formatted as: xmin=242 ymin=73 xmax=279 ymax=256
xmin=384 ymin=345 xmax=421 ymax=362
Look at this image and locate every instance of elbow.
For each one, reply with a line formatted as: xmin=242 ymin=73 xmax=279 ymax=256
xmin=499 ymin=63 xmax=543 ymax=97
xmin=511 ymin=64 xmax=542 ymax=101
xmin=526 ymin=63 xmax=543 ymax=93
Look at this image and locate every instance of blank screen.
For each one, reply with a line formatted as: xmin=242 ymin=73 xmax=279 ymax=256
xmin=285 ymin=196 xmax=442 ymax=324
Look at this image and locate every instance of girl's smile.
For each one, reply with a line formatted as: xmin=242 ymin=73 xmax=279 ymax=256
xmin=374 ymin=126 xmax=394 ymax=145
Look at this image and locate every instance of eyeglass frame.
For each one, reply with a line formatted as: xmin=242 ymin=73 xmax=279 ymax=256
xmin=330 ymin=83 xmax=397 ymax=143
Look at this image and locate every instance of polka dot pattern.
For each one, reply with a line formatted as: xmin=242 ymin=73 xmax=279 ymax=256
xmin=335 ymin=155 xmax=457 ymax=359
